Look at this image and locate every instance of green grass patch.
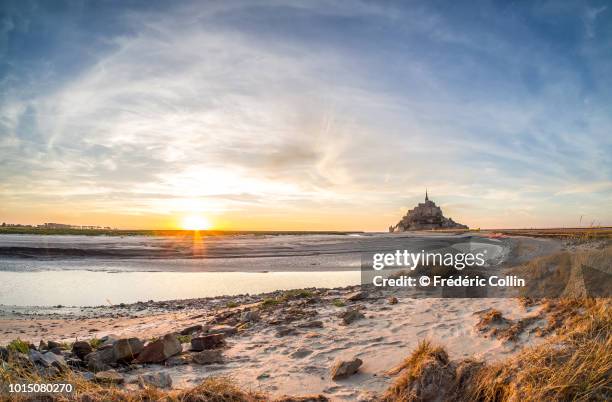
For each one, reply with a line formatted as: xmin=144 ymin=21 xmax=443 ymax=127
xmin=7 ymin=339 xmax=29 ymax=354
xmin=177 ymin=335 xmax=192 ymax=344
xmin=332 ymin=299 xmax=346 ymax=307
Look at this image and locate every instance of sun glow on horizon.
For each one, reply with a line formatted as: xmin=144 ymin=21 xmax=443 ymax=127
xmin=181 ymin=215 xmax=213 ymax=230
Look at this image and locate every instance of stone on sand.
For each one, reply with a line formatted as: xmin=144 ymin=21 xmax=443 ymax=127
xmin=94 ymin=369 xmax=124 ymax=384
xmin=346 ymin=291 xmax=367 ymax=301
xmin=190 ymin=334 xmax=225 ymax=351
xmin=208 ymin=325 xmax=237 ymax=336
xmin=85 ymin=348 xmax=115 ymax=372
xmin=340 ymin=309 xmax=365 ymax=325
xmin=192 ymin=349 xmax=224 ymax=365
xmin=330 ymin=357 xmax=363 ymax=380
xmin=138 ymin=372 xmax=172 ymax=389
xmin=113 ymin=337 xmax=144 ymax=362
xmin=179 ymin=324 xmax=203 ymax=335
xmin=72 ymin=341 xmax=93 ymax=360
xmin=135 ymin=334 xmax=182 ymax=364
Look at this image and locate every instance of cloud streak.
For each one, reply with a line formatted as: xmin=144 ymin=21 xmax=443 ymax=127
xmin=1 ymin=0 xmax=611 ymax=229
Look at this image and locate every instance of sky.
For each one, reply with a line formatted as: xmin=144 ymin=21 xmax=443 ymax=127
xmin=0 ymin=0 xmax=611 ymax=231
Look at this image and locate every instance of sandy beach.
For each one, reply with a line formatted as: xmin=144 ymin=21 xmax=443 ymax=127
xmin=3 ymin=234 xmax=606 ymax=400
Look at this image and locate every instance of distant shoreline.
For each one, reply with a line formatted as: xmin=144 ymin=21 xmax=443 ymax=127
xmin=0 ymin=226 xmax=610 ymax=237
xmin=0 ymin=228 xmax=366 ymax=236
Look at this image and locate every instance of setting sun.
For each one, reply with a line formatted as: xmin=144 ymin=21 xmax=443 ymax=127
xmin=181 ymin=215 xmax=212 ymax=230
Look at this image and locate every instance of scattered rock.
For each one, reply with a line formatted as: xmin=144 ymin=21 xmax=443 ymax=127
xmin=340 ymin=309 xmax=365 ymax=325
xmin=66 ymin=357 xmax=85 ymax=369
xmin=113 ymin=338 xmax=144 ymax=363
xmin=276 ymin=326 xmax=298 ymax=337
xmin=94 ymin=370 xmax=124 ymax=384
xmin=208 ymin=325 xmax=237 ymax=336
xmin=192 ymin=350 xmax=223 ymax=365
xmin=190 ymin=334 xmax=225 ymax=351
xmin=99 ymin=334 xmax=119 ymax=348
xmin=180 ymin=324 xmax=203 ymax=335
xmin=165 ymin=354 xmax=192 ymax=366
xmin=298 ymin=320 xmax=324 ymax=329
xmin=138 ymin=372 xmax=172 ymax=389
xmin=72 ymin=341 xmax=93 ymax=360
xmin=135 ymin=334 xmax=182 ymax=364
xmin=240 ymin=311 xmax=260 ymax=323
xmin=346 ymin=291 xmax=367 ymax=302
xmin=388 ymin=296 xmax=399 ymax=305
xmin=47 ymin=340 xmax=62 ymax=349
xmin=85 ymin=348 xmax=115 ymax=372
xmin=29 ymin=350 xmax=67 ymax=370
xmin=0 ymin=347 xmax=8 ymax=362
xmin=290 ymin=348 xmax=313 ymax=359
xmin=331 ymin=357 xmax=363 ymax=380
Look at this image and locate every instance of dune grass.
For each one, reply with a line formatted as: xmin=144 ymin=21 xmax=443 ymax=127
xmin=382 ymin=298 xmax=611 ymax=401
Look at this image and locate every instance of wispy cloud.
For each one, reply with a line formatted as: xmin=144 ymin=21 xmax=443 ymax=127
xmin=0 ymin=0 xmax=611 ymax=229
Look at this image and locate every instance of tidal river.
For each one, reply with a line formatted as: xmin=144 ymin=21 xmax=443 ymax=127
xmin=0 ymin=232 xmax=489 ymax=306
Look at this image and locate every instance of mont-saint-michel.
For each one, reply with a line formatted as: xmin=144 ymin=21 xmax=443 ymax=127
xmin=389 ymin=191 xmax=468 ymax=232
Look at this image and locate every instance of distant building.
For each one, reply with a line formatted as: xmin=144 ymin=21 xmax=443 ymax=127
xmin=389 ymin=190 xmax=468 ymax=232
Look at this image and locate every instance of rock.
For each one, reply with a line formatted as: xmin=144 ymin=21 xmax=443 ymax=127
xmin=192 ymin=350 xmax=224 ymax=365
xmin=29 ymin=350 xmax=67 ymax=370
xmin=99 ymin=334 xmax=119 ymax=348
xmin=138 ymin=372 xmax=172 ymax=389
xmin=48 ymin=347 xmax=62 ymax=355
xmin=297 ymin=320 xmax=324 ymax=329
xmin=340 ymin=309 xmax=365 ymax=325
xmin=113 ymin=338 xmax=144 ymax=363
xmin=85 ymin=348 xmax=116 ymax=372
xmin=290 ymin=348 xmax=313 ymax=359
xmin=208 ymin=325 xmax=237 ymax=336
xmin=388 ymin=296 xmax=399 ymax=305
xmin=72 ymin=341 xmax=93 ymax=360
xmin=240 ymin=311 xmax=260 ymax=323
xmin=38 ymin=340 xmax=48 ymax=351
xmin=135 ymin=334 xmax=182 ymax=364
xmin=0 ymin=347 xmax=8 ymax=362
xmin=180 ymin=324 xmax=203 ymax=335
xmin=47 ymin=340 xmax=62 ymax=349
xmin=331 ymin=357 xmax=363 ymax=380
xmin=257 ymin=372 xmax=270 ymax=380
xmin=165 ymin=354 xmax=192 ymax=366
xmin=66 ymin=358 xmax=85 ymax=369
xmin=276 ymin=326 xmax=298 ymax=337
xmin=190 ymin=334 xmax=225 ymax=351
xmin=346 ymin=291 xmax=367 ymax=302
xmin=94 ymin=370 xmax=124 ymax=384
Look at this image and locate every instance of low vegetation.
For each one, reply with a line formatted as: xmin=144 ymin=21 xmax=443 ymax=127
xmin=382 ymin=297 xmax=611 ymax=401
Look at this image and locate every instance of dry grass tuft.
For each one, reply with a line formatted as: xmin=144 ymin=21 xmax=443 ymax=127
xmin=383 ymin=298 xmax=611 ymax=402
xmin=382 ymin=340 xmax=454 ymax=401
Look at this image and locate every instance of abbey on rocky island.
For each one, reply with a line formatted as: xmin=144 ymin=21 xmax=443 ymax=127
xmin=389 ymin=191 xmax=468 ymax=232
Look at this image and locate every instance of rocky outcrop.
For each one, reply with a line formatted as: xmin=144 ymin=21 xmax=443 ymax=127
xmin=390 ymin=191 xmax=468 ymax=232
xmin=135 ymin=334 xmax=182 ymax=364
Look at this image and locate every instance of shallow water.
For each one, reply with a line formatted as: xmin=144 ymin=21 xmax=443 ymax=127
xmin=0 ymin=232 xmax=494 ymax=306
xmin=0 ymin=270 xmax=360 ymax=306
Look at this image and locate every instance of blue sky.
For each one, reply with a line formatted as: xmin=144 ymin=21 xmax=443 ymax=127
xmin=0 ymin=0 xmax=611 ymax=230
